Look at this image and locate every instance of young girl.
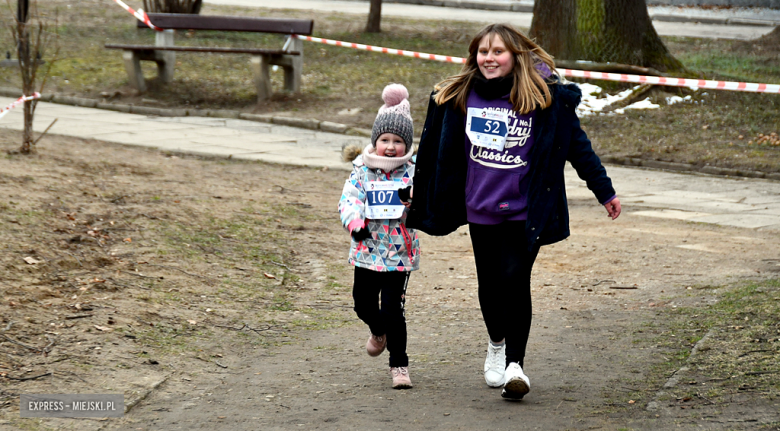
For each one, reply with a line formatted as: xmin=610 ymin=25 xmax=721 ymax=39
xmin=338 ymin=84 xmax=419 ymax=389
xmin=406 ymin=24 xmax=622 ymax=400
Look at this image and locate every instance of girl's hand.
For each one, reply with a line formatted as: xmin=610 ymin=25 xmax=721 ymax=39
xmin=351 ymin=227 xmax=372 ymax=242
xmin=604 ymin=197 xmax=621 ymax=220
xmin=400 ymin=186 xmax=413 ymax=209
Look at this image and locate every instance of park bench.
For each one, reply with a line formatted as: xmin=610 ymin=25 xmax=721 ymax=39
xmin=105 ymin=14 xmax=314 ymax=102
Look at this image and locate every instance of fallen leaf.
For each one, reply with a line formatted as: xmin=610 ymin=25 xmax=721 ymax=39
xmin=94 ymin=325 xmax=113 ymax=332
xmin=628 ymin=400 xmax=635 ymax=404
xmin=124 ymin=238 xmax=132 ymax=242
xmin=263 ymin=273 xmax=276 ymax=279
xmin=187 ymin=320 xmax=197 ymax=325
xmin=23 ymin=256 xmax=43 ymax=265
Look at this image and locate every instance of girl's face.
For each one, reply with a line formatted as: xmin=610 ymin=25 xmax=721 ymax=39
xmin=375 ymin=133 xmax=406 ymax=157
xmin=477 ymin=34 xmax=515 ymax=80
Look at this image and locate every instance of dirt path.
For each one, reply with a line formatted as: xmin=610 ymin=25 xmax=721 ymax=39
xmin=108 ymin=184 xmax=780 ymax=430
xmin=1 ymin=133 xmax=779 ymax=430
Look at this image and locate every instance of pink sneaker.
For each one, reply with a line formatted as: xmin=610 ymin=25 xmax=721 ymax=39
xmin=366 ymin=333 xmax=386 ymax=357
xmin=390 ymin=367 xmax=412 ymax=389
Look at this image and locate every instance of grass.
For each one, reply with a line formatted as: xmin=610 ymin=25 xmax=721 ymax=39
xmin=603 ymin=279 xmax=780 ymax=420
xmin=670 ymin=280 xmax=780 ymax=400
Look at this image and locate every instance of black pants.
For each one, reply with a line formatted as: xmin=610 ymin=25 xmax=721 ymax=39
xmin=469 ymin=221 xmax=540 ymax=368
xmin=352 ymin=267 xmax=411 ymax=367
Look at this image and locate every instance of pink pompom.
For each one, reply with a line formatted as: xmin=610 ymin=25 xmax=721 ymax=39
xmin=382 ymin=84 xmax=409 ymax=107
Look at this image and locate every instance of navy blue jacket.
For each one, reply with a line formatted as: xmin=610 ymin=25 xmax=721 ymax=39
xmin=406 ymin=82 xmax=616 ymax=250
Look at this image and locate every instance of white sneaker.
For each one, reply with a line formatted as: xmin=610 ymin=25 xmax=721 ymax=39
xmin=501 ymin=362 xmax=530 ymax=400
xmin=483 ymin=341 xmax=506 ymax=387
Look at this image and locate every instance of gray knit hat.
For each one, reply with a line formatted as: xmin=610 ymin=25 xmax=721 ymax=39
xmin=371 ymin=84 xmax=413 ymax=148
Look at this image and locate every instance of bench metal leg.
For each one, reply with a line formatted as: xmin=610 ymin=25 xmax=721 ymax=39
xmin=122 ymin=51 xmax=146 ymax=92
xmin=251 ymin=55 xmax=272 ymax=102
xmin=283 ymin=36 xmax=303 ymax=93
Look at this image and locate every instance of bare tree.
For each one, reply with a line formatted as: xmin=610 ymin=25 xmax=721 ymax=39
xmin=7 ymin=0 xmax=59 ymax=154
xmin=529 ymin=0 xmax=684 ymax=73
xmin=142 ymin=0 xmax=202 ymax=14
xmin=365 ymin=0 xmax=382 ymax=33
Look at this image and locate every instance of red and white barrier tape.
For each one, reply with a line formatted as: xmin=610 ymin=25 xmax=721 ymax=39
xmin=293 ymin=34 xmax=780 ymax=94
xmin=294 ymin=35 xmax=465 ymax=64
xmin=113 ymin=0 xmax=163 ymax=31
xmin=0 ymin=93 xmax=41 ymax=120
xmin=560 ymin=69 xmax=780 ymax=94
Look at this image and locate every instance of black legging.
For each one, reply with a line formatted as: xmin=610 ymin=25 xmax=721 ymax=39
xmin=469 ymin=221 xmax=540 ymax=368
xmin=352 ymin=267 xmax=410 ymax=368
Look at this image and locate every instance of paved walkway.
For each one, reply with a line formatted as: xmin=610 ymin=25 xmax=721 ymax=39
xmin=205 ymin=0 xmax=779 ymax=40
xmin=2 ymin=97 xmax=780 ymax=231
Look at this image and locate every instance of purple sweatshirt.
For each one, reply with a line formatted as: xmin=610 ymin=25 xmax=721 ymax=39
xmin=464 ymin=89 xmax=536 ymax=224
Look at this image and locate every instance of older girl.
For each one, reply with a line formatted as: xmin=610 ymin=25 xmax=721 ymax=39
xmin=406 ymin=24 xmax=621 ymax=400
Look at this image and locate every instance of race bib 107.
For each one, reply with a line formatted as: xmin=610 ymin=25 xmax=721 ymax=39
xmin=366 ymin=181 xmax=404 ymax=219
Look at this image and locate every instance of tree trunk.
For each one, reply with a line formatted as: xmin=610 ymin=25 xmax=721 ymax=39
xmin=13 ymin=0 xmax=57 ymax=154
xmin=21 ymin=100 xmax=33 ymax=153
xmin=18 ymin=0 xmax=34 ymax=153
xmin=529 ymin=0 xmax=684 ymax=73
xmin=365 ymin=0 xmax=382 ymax=33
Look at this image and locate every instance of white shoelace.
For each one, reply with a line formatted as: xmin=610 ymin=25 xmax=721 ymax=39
xmin=487 ymin=344 xmax=504 ymax=370
xmin=393 ymin=367 xmax=409 ymax=376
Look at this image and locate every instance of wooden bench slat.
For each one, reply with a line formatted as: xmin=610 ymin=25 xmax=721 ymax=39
xmin=136 ymin=14 xmax=314 ymax=35
xmin=104 ymin=44 xmax=301 ymax=55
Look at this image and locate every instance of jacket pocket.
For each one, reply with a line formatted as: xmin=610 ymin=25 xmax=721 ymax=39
xmin=465 ymin=165 xmax=524 ymax=215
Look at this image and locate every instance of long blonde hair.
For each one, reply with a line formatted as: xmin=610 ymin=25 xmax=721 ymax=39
xmin=434 ymin=24 xmax=555 ymax=114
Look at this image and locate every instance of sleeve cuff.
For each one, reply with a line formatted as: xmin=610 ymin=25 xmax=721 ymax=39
xmin=347 ymin=219 xmax=365 ymax=232
xmin=601 ymin=194 xmax=617 ymax=205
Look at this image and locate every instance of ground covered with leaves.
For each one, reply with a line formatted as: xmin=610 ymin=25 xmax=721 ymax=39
xmin=0 ymin=129 xmax=356 ymax=426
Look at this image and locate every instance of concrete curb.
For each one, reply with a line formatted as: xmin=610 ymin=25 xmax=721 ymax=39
xmin=1 ymin=87 xmax=777 ymax=181
xmin=602 ymin=155 xmax=780 ymax=182
xmin=338 ymin=0 xmax=534 ymax=12
xmin=339 ymin=0 xmax=780 ymax=26
xmin=650 ymin=14 xmax=780 ymax=26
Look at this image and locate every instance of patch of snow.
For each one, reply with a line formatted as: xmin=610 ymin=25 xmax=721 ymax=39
xmin=666 ymin=95 xmax=692 ymax=105
xmin=575 ymin=83 xmax=642 ymax=117
xmin=613 ymin=98 xmax=660 ymax=115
